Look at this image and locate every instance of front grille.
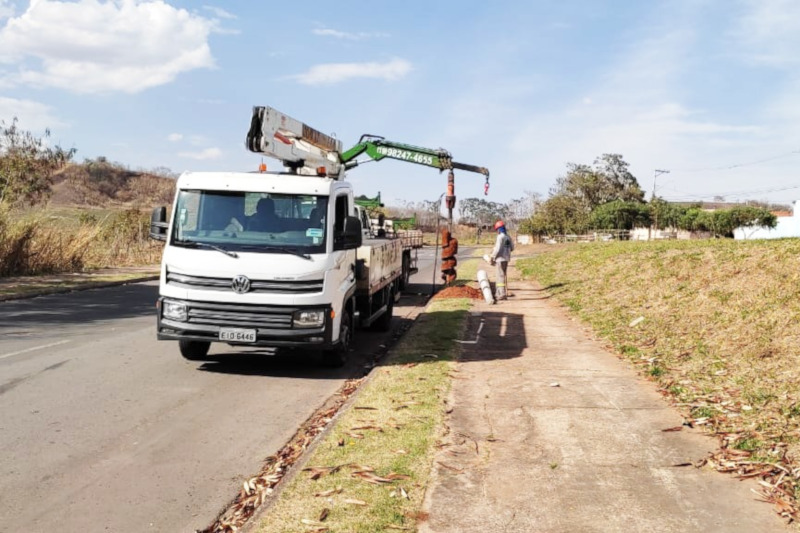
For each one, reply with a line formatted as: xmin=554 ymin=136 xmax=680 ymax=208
xmin=168 ymin=272 xmax=323 ymax=294
xmin=186 ymin=301 xmax=294 ymax=329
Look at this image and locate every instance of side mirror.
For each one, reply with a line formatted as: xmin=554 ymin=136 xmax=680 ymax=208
xmin=150 ymin=206 xmax=168 ymax=241
xmin=335 ymin=215 xmax=363 ymax=250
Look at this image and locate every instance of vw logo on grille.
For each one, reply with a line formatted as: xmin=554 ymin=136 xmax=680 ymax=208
xmin=231 ymin=275 xmax=251 ymax=294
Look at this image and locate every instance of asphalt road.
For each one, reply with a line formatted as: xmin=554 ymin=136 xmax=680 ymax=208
xmin=0 ymin=248 xmax=441 ymax=532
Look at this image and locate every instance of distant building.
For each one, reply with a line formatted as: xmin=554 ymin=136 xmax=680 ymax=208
xmin=629 ymin=227 xmax=711 ymax=241
xmin=734 ymin=200 xmax=800 ymax=240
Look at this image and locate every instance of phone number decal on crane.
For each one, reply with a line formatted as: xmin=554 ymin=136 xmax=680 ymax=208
xmin=377 ymin=146 xmax=434 ymax=166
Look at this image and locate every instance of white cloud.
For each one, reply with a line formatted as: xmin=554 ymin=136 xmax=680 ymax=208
xmin=178 ymin=147 xmax=222 ymax=160
xmin=0 ymin=0 xmax=216 ymax=93
xmin=0 ymin=0 xmax=14 ymax=19
xmin=167 ymin=133 xmax=183 ymax=142
xmin=0 ymin=96 xmax=64 ymax=130
xmin=289 ymin=58 xmax=412 ymax=85
xmin=312 ymin=28 xmax=389 ymax=40
xmin=203 ymin=5 xmax=236 ymax=19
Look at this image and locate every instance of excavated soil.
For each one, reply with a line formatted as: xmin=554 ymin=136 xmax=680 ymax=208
xmin=433 ymin=285 xmax=483 ymax=300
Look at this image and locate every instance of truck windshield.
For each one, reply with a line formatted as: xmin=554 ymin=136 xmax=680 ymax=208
xmin=171 ymin=190 xmax=328 ymax=254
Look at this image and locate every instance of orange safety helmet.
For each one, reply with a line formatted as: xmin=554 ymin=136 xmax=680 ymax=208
xmin=494 ymin=220 xmax=505 ymax=230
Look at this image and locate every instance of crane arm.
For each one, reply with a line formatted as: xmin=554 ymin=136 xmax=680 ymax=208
xmin=341 ymin=135 xmax=491 ymax=223
xmin=341 ymin=135 xmax=489 ymax=178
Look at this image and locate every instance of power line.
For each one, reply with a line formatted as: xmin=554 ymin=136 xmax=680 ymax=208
xmin=660 ymin=183 xmax=800 ymax=200
xmin=673 ymin=149 xmax=800 ymax=174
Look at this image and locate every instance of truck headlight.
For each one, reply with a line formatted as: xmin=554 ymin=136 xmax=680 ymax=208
xmin=293 ymin=309 xmax=325 ymax=328
xmin=162 ymin=300 xmax=188 ymax=322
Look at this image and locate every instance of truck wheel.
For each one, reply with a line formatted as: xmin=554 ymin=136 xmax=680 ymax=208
xmin=373 ymin=287 xmax=394 ymax=332
xmin=179 ymin=340 xmax=210 ymax=361
xmin=399 ymin=254 xmax=411 ymax=291
xmin=322 ymin=310 xmax=351 ymax=367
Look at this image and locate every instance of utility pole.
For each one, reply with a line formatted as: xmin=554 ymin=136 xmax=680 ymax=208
xmin=652 ymin=169 xmax=670 ymax=200
xmin=651 ymin=169 xmax=670 ymax=239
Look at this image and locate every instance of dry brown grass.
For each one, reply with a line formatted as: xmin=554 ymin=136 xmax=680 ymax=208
xmin=51 ymin=161 xmax=175 ymax=207
xmin=517 ymin=239 xmax=800 ymax=521
xmin=0 ymin=206 xmax=162 ymax=276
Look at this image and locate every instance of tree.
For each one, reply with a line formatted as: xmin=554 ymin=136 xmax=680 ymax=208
xmin=589 ymin=200 xmax=650 ymax=230
xmin=550 ymin=163 xmax=609 ymax=209
xmin=525 ymin=194 xmax=589 ymax=236
xmin=522 ymin=154 xmax=643 ymax=236
xmin=458 ymin=197 xmax=509 ymax=227
xmin=729 ymin=206 xmax=777 ymax=239
xmin=389 ymin=198 xmax=441 ymax=230
xmin=0 ymin=118 xmax=75 ymax=206
xmin=593 ymin=154 xmax=645 ymax=203
xmin=649 ymin=198 xmax=686 ymax=230
xmin=506 ymin=191 xmax=542 ymax=225
xmin=550 ymin=154 xmax=645 ymax=212
xmin=677 ymin=206 xmax=706 ymax=231
xmin=672 ymin=205 xmax=776 ymax=238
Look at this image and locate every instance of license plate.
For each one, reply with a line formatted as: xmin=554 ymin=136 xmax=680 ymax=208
xmin=219 ymin=328 xmax=257 ymax=342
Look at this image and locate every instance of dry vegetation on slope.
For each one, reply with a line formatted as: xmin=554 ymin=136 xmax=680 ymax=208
xmin=518 ymin=239 xmax=800 ymax=522
xmin=1 ymin=159 xmax=174 ymax=276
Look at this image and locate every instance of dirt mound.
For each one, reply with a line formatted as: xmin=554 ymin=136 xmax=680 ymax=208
xmin=433 ymin=285 xmax=483 ymax=300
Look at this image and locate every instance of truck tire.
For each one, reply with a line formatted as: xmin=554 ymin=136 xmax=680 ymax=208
xmin=373 ymin=286 xmax=394 ymax=332
xmin=399 ymin=254 xmax=411 ymax=291
xmin=322 ymin=310 xmax=352 ymax=367
xmin=179 ymin=340 xmax=210 ymax=361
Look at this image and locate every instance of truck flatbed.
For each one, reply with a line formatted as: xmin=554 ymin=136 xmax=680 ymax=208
xmin=356 ymin=238 xmax=403 ymax=294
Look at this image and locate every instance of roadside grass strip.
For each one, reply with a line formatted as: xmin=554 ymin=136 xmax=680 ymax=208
xmin=453 ymin=257 xmax=479 ymax=285
xmin=254 ymin=298 xmax=471 ymax=533
xmin=0 ymin=272 xmax=158 ymax=299
xmin=517 ymin=239 xmax=800 ymax=522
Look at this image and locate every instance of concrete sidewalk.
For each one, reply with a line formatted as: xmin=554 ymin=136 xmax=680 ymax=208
xmin=420 ymin=268 xmax=789 ymax=533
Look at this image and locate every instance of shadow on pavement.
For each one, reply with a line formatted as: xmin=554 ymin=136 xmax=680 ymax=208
xmin=195 ymin=350 xmax=351 ymax=380
xmin=458 ymin=310 xmax=528 ymax=362
xmin=0 ymin=282 xmax=158 ymax=330
xmin=194 ymin=316 xmax=418 ymax=378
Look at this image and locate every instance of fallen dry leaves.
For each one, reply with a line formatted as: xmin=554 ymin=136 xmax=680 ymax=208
xmin=520 ymin=240 xmax=800 ymax=524
xmin=200 ymin=378 xmax=364 ymax=533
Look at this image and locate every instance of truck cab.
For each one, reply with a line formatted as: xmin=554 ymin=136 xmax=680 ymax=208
xmin=150 ymin=171 xmax=363 ymax=365
xmin=354 ymin=205 xmax=373 ymax=240
xmin=148 ymin=106 xmax=427 ymax=366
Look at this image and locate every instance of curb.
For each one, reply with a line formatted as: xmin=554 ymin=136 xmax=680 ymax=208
xmin=0 ymin=275 xmax=160 ymax=303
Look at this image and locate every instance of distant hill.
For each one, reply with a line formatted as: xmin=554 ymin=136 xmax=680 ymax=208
xmin=50 ymin=158 xmax=175 ymax=208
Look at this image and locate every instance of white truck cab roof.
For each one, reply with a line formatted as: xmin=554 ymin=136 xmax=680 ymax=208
xmin=176 ymin=171 xmax=347 ymax=197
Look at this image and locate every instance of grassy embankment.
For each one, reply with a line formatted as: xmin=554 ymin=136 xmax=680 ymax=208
xmin=0 ymin=160 xmax=173 ymax=279
xmin=517 ymin=239 xmax=800 ymax=518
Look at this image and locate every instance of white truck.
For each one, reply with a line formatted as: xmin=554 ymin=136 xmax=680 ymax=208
xmin=149 ymin=107 xmax=415 ymax=366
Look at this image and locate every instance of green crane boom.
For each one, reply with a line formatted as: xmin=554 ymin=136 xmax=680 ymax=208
xmin=244 ymin=106 xmax=491 ymax=223
xmin=340 ymin=135 xmax=489 ymax=177
xmin=340 ymin=135 xmax=490 ymax=223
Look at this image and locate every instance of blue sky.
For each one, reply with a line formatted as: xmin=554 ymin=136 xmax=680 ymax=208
xmin=1 ymin=0 xmax=799 ymax=207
